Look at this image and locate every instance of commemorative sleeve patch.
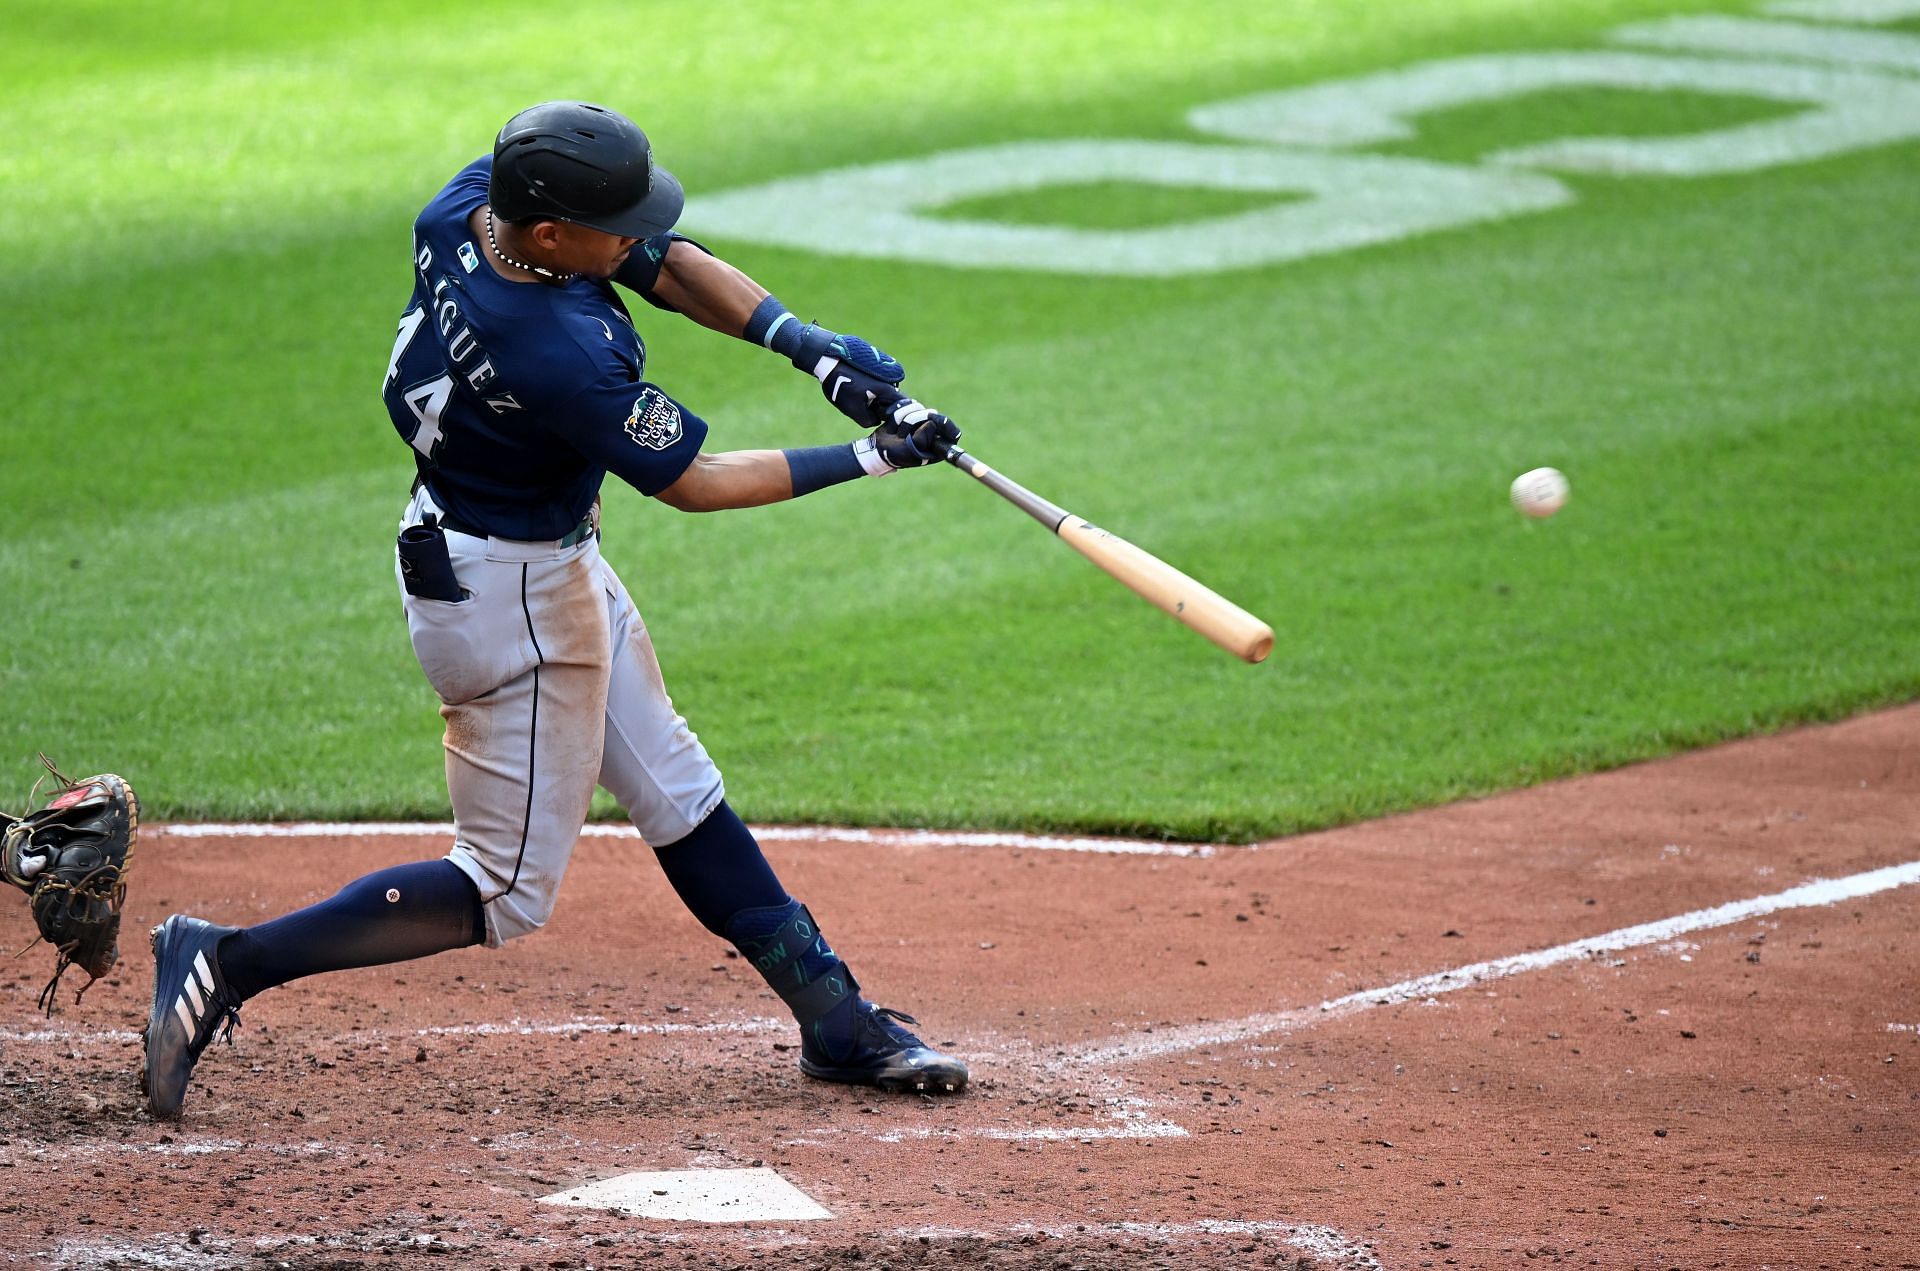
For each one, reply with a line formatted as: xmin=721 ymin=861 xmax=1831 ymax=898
xmin=624 ymin=386 xmax=685 ymax=451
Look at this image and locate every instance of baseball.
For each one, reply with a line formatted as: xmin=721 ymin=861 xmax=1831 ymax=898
xmin=1510 ymin=467 xmax=1569 ymax=518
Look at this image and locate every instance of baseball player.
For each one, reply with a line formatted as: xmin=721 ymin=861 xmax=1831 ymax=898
xmin=143 ymin=101 xmax=967 ymax=1119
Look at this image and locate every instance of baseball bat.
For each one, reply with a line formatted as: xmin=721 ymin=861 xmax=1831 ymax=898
xmin=943 ymin=445 xmax=1274 ymax=665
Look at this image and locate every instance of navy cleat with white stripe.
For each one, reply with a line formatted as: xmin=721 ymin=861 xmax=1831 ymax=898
xmin=142 ymin=915 xmax=243 ymax=1120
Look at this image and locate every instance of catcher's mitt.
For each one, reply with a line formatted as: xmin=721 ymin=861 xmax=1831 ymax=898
xmin=3 ymin=756 xmax=137 ymax=1015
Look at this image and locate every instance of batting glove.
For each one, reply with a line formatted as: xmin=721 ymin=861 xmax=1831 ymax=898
xmin=870 ymin=398 xmax=959 ymax=470
xmin=743 ymin=299 xmax=910 ymax=429
xmin=809 ymin=334 xmax=908 ymax=428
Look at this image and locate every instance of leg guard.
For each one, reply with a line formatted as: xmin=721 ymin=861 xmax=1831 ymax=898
xmin=726 ymin=901 xmax=858 ymax=1049
xmin=726 ymin=900 xmax=968 ymax=1094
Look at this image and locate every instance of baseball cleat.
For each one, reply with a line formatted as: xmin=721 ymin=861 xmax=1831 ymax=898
xmin=142 ymin=914 xmax=243 ymax=1120
xmin=800 ymin=1003 xmax=969 ymax=1094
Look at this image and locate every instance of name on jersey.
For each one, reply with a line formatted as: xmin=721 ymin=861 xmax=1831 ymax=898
xmin=624 ymin=386 xmax=684 ymax=451
xmin=416 ymin=238 xmax=523 ymax=416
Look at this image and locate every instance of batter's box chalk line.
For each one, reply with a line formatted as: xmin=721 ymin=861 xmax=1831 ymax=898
xmin=1063 ymin=859 xmax=1920 ymax=1067
xmin=896 ymin=1220 xmax=1382 ymax=1270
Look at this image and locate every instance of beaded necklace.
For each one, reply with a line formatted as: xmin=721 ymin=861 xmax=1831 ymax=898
xmin=485 ymin=210 xmax=574 ymax=283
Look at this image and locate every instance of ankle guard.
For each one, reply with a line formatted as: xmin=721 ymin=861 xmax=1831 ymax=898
xmin=726 ymin=902 xmax=858 ymax=1028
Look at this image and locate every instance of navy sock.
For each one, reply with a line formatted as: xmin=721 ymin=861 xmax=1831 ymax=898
xmin=217 ymin=860 xmax=484 ymax=1002
xmin=654 ymin=802 xmax=862 ymax=1055
xmin=651 ymin=801 xmax=789 ymax=936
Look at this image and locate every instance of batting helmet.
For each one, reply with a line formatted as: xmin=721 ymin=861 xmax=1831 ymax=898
xmin=489 ymin=101 xmax=684 ymax=238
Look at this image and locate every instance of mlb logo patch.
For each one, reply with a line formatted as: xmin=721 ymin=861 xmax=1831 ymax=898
xmin=458 ymin=242 xmax=479 ymax=273
xmin=624 ymin=387 xmax=684 ymax=451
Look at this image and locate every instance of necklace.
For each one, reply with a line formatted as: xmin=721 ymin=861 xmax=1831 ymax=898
xmin=485 ymin=210 xmax=574 ymax=283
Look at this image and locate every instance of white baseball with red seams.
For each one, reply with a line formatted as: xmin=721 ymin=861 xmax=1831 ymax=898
xmin=1510 ymin=466 xmax=1570 ymax=518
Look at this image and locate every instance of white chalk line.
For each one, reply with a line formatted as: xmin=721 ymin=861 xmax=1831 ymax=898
xmin=0 ymin=1026 xmax=143 ymax=1044
xmin=157 ymin=821 xmax=1212 ymax=857
xmin=19 ymin=859 xmax=1917 ymax=1080
xmin=898 ymin=1220 xmax=1380 ymax=1268
xmin=951 ymin=1092 xmax=1187 ymax=1143
xmin=1068 ymin=859 xmax=1920 ymax=1067
xmin=0 ymin=1017 xmax=785 ymax=1046
xmin=875 ymin=1119 xmax=1189 ymax=1144
xmin=52 ymin=1226 xmax=506 ymax=1271
xmin=57 ymin=1218 xmax=1374 ymax=1268
xmin=403 ymin=1015 xmax=787 ymax=1040
xmin=10 ymin=860 xmax=1910 ymax=1210
xmin=48 ymin=1240 xmax=238 ymax=1271
xmin=12 ymin=1138 xmax=341 ymax=1161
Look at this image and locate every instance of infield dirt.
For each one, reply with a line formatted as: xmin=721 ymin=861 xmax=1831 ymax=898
xmin=2 ymin=708 xmax=1916 ymax=1269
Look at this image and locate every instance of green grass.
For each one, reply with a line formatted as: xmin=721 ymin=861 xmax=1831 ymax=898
xmin=2 ymin=0 xmax=1915 ymax=838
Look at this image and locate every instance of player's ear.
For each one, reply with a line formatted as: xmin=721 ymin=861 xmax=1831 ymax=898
xmin=526 ymin=219 xmax=565 ymax=251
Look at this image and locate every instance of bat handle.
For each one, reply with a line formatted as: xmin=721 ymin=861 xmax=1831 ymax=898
xmin=942 ymin=445 xmax=1070 ymax=531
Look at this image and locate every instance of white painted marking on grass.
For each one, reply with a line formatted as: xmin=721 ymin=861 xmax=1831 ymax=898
xmin=1614 ymin=15 xmax=1920 ymax=74
xmin=1069 ymin=861 xmax=1920 ymax=1067
xmin=1767 ymin=0 xmax=1920 ymax=22
xmin=538 ymin=1168 xmax=831 ymax=1223
xmin=686 ymin=141 xmax=1571 ymax=277
xmin=1192 ymin=52 xmax=1920 ymax=178
xmin=1889 ymin=1022 xmax=1918 ymax=1033
xmin=158 ymin=821 xmax=1210 ymax=857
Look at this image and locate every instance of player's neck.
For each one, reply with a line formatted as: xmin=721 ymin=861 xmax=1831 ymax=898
xmin=474 ymin=208 xmax=572 ymax=285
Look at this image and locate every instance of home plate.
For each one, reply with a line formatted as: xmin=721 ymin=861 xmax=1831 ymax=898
xmin=537 ymin=1168 xmax=832 ymax=1222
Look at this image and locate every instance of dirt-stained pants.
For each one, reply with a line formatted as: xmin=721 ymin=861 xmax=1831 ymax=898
xmin=396 ymin=486 xmax=724 ymax=946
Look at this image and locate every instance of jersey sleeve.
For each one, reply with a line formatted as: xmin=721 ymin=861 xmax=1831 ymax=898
xmin=612 ymin=232 xmax=714 ymax=310
xmin=545 ymin=376 xmax=709 ymax=497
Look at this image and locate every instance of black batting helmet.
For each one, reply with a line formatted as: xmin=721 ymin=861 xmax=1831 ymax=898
xmin=489 ymin=101 xmax=684 ymax=238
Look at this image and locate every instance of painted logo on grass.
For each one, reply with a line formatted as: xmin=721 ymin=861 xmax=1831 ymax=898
xmin=685 ymin=0 xmax=1920 ymax=276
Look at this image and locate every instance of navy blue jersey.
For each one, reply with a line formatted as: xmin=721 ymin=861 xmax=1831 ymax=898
xmin=382 ymin=157 xmax=708 ymax=540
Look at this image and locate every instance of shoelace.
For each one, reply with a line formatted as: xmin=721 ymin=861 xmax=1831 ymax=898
xmin=866 ymin=1006 xmax=923 ymax=1044
xmin=192 ymin=1002 xmax=243 ymax=1053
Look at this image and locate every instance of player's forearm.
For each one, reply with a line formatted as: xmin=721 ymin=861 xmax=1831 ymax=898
xmin=657 ymin=432 xmax=924 ymax=513
xmin=654 ymin=449 xmax=794 ymax=512
xmin=651 ymin=243 xmax=769 ymax=337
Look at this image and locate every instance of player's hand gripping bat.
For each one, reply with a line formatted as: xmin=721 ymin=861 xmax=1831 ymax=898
xmin=943 ymin=446 xmax=1273 ymax=664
